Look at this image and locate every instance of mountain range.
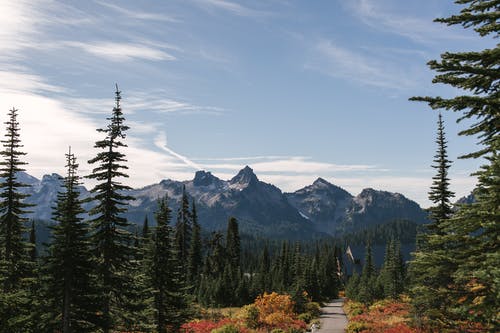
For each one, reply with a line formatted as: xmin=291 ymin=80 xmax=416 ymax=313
xmin=19 ymin=166 xmax=430 ymax=239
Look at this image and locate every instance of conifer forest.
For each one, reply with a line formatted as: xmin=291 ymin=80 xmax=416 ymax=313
xmin=0 ymin=0 xmax=498 ymax=332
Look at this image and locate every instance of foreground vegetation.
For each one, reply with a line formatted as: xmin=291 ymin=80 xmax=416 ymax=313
xmin=182 ymin=292 xmax=321 ymax=333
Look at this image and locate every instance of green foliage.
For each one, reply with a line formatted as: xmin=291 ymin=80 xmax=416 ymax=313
xmin=240 ymin=304 xmax=259 ymax=329
xmin=175 ymin=185 xmax=192 ymax=269
xmin=297 ymin=312 xmax=312 ymax=324
xmin=304 ymin=302 xmax=322 ymax=318
xmin=41 ymin=150 xmax=99 ymax=332
xmin=85 ymin=86 xmax=137 ymax=332
xmin=0 ymin=108 xmax=35 ymax=332
xmin=379 ymin=239 xmax=405 ymax=299
xmin=410 ymin=1 xmax=500 ymax=330
xmin=342 ymin=219 xmax=419 ymax=245
xmin=0 ymin=107 xmax=32 ymax=292
xmin=346 ymin=321 xmax=370 ymax=333
xmin=188 ymin=201 xmax=203 ymax=287
xmin=147 ymin=195 xmax=191 ymax=332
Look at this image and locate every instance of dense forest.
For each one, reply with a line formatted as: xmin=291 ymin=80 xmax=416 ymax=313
xmin=0 ymin=0 xmax=498 ymax=332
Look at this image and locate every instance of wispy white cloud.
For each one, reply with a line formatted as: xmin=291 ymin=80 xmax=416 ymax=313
xmin=198 ymin=156 xmax=382 ymax=174
xmin=345 ymin=0 xmax=473 ymax=44
xmin=0 ymin=69 xmax=66 ymax=94
xmin=62 ymin=41 xmax=176 ymax=62
xmin=154 ymin=132 xmax=202 ymax=170
xmin=194 ymin=155 xmax=303 ymax=162
xmin=126 ymin=90 xmax=225 ymax=115
xmin=95 ymin=1 xmax=180 ymax=22
xmin=306 ymin=39 xmax=419 ymax=89
xmin=191 ymin=0 xmax=268 ymax=17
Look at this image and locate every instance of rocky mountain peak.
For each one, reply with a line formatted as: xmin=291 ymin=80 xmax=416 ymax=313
xmin=230 ymin=166 xmax=258 ymax=186
xmin=313 ymin=177 xmax=330 ymax=186
xmin=193 ymin=170 xmax=221 ymax=187
xmin=41 ymin=173 xmax=61 ymax=183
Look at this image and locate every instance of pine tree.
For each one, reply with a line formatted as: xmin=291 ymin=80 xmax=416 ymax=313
xmin=380 ymin=239 xmax=405 ymax=299
xmin=175 ymin=186 xmax=191 ymax=268
xmin=409 ymin=114 xmax=457 ymax=328
xmin=357 ymin=243 xmax=376 ymax=304
xmin=428 ymin=113 xmax=455 ymax=228
xmin=43 ymin=149 xmax=98 ymax=333
xmin=148 ymin=195 xmax=183 ymax=333
xmin=28 ymin=220 xmax=36 ymax=263
xmin=0 ymin=108 xmax=35 ymax=332
xmin=226 ymin=216 xmax=241 ymax=269
xmin=86 ymin=86 xmax=135 ymax=332
xmin=0 ymin=108 xmax=32 ymax=292
xmin=410 ymin=1 xmax=499 ymax=329
xmin=187 ymin=201 xmax=202 ymax=287
xmin=142 ymin=215 xmax=150 ymax=239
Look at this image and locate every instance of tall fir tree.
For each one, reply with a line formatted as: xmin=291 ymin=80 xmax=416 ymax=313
xmin=142 ymin=215 xmax=150 ymax=239
xmin=225 ymin=216 xmax=241 ymax=269
xmin=410 ymin=1 xmax=499 ymax=329
xmin=28 ymin=220 xmax=36 ymax=263
xmin=175 ymin=185 xmax=191 ymax=268
xmin=380 ymin=239 xmax=405 ymax=299
xmin=0 ymin=108 xmax=35 ymax=333
xmin=428 ymin=113 xmax=455 ymax=228
xmin=86 ymin=86 xmax=136 ymax=332
xmin=0 ymin=108 xmax=32 ymax=292
xmin=409 ymin=114 xmax=456 ymax=328
xmin=357 ymin=243 xmax=376 ymax=304
xmin=43 ymin=149 xmax=98 ymax=333
xmin=187 ymin=201 xmax=202 ymax=287
xmin=147 ymin=195 xmax=189 ymax=332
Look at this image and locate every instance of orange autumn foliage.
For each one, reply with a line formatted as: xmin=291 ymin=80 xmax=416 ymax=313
xmin=253 ymin=292 xmax=304 ymax=330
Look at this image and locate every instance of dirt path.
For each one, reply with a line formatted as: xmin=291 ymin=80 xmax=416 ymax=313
xmin=315 ymin=299 xmax=348 ymax=333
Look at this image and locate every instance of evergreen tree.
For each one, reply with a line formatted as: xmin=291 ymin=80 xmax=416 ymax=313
xmin=187 ymin=201 xmax=202 ymax=287
xmin=28 ymin=220 xmax=36 ymax=263
xmin=148 ymin=195 xmax=189 ymax=332
xmin=345 ymin=271 xmax=360 ymax=301
xmin=175 ymin=186 xmax=191 ymax=267
xmin=86 ymin=86 xmax=135 ymax=332
xmin=225 ymin=216 xmax=241 ymax=269
xmin=142 ymin=215 xmax=150 ymax=239
xmin=380 ymin=239 xmax=405 ymax=299
xmin=410 ymin=1 xmax=499 ymax=329
xmin=409 ymin=114 xmax=457 ymax=328
xmin=357 ymin=243 xmax=376 ymax=304
xmin=428 ymin=113 xmax=455 ymax=228
xmin=0 ymin=108 xmax=34 ymax=333
xmin=43 ymin=149 xmax=98 ymax=333
xmin=0 ymin=107 xmax=32 ymax=292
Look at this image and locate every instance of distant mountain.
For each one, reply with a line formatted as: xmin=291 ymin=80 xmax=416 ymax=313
xmin=126 ymin=166 xmax=317 ymax=239
xmin=18 ymin=168 xmax=429 ymax=239
xmin=285 ymin=178 xmax=352 ymax=233
xmin=286 ymin=180 xmax=429 ymax=234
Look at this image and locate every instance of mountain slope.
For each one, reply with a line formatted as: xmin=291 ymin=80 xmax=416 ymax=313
xmin=286 ymin=180 xmax=429 ymax=235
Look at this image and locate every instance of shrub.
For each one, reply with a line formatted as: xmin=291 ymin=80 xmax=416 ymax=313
xmin=211 ymin=324 xmax=239 ymax=333
xmin=239 ymin=304 xmax=259 ymax=329
xmin=304 ymin=302 xmax=322 ymax=318
xmin=271 ymin=329 xmax=285 ymax=333
xmin=297 ymin=312 xmax=312 ymax=324
xmin=346 ymin=321 xmax=369 ymax=333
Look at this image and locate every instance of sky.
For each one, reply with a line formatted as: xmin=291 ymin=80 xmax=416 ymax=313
xmin=0 ymin=0 xmax=494 ymax=207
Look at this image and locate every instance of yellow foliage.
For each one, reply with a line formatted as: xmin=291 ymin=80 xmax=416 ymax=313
xmin=254 ymin=292 xmax=296 ymax=327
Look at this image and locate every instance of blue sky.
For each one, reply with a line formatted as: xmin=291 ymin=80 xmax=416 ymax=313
xmin=0 ymin=0 xmax=493 ymax=207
